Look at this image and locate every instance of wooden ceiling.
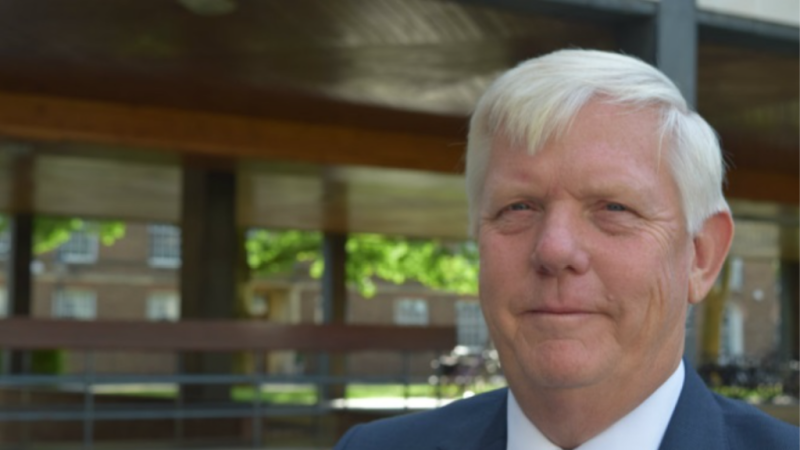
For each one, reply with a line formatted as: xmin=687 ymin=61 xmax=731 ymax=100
xmin=0 ymin=0 xmax=796 ymax=248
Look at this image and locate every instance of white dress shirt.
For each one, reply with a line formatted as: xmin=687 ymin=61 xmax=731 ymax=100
xmin=507 ymin=361 xmax=685 ymax=450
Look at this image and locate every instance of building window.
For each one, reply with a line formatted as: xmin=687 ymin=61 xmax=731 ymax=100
xmin=147 ymin=292 xmax=180 ymax=321
xmin=57 ymin=230 xmax=99 ymax=264
xmin=729 ymin=257 xmax=744 ymax=293
xmin=248 ymin=293 xmax=269 ymax=317
xmin=148 ymin=224 xmax=181 ymax=268
xmin=394 ymin=298 xmax=428 ymax=326
xmin=456 ymin=300 xmax=489 ymax=350
xmin=52 ymin=289 xmax=96 ymax=320
xmin=0 ymin=230 xmax=9 ymax=260
xmin=721 ymin=302 xmax=745 ymax=363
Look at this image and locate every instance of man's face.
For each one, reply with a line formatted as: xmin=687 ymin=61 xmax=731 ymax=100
xmin=477 ymin=100 xmax=694 ymax=392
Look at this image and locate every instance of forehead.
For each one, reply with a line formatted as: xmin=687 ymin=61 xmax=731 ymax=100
xmin=484 ymin=101 xmax=678 ymax=197
xmin=494 ymin=101 xmax=664 ymax=165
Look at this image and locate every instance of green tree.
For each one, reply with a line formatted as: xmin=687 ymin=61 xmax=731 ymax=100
xmin=0 ymin=216 xmax=125 ymax=254
xmin=0 ymin=215 xmax=124 ymax=376
xmin=246 ymin=230 xmax=479 ymax=297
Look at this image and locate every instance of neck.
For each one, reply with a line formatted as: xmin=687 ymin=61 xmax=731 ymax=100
xmin=511 ymin=354 xmax=682 ymax=449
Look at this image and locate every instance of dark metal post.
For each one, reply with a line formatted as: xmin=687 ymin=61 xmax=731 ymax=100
xmin=7 ymin=213 xmax=33 ymax=374
xmin=180 ymin=164 xmax=238 ymax=402
xmin=6 ymin=146 xmax=35 ymax=375
xmin=319 ymin=233 xmax=348 ymax=404
xmin=655 ymin=0 xmax=697 ymax=106
xmin=617 ymin=0 xmax=697 ymax=107
xmin=616 ymin=0 xmax=699 ymax=364
xmin=779 ymin=261 xmax=799 ymax=361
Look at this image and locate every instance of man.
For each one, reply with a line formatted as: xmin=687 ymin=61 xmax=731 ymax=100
xmin=334 ymin=49 xmax=799 ymax=450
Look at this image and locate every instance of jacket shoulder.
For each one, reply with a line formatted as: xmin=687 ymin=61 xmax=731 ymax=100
xmin=334 ymin=388 xmax=507 ymax=450
xmin=714 ymin=393 xmax=799 ymax=450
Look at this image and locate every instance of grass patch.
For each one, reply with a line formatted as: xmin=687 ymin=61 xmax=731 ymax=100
xmin=114 ymin=389 xmax=176 ymax=399
xmin=345 ymin=383 xmax=502 ymax=398
xmin=232 ymin=385 xmax=317 ymax=404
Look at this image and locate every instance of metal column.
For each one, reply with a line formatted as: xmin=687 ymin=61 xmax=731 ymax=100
xmin=319 ymin=233 xmax=348 ymax=403
xmin=180 ymin=165 xmax=238 ymax=402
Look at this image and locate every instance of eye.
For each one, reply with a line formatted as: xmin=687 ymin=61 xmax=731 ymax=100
xmin=507 ymin=202 xmax=532 ymax=212
xmin=490 ymin=201 xmax=538 ymax=234
xmin=605 ymin=202 xmax=627 ymax=212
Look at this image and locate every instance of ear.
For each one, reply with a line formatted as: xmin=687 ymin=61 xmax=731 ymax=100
xmin=688 ymin=211 xmax=734 ymax=305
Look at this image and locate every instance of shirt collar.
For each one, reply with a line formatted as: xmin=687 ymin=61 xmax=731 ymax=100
xmin=507 ymin=361 xmax=685 ymax=450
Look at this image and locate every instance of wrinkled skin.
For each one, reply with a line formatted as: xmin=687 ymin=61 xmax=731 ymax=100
xmin=477 ymin=100 xmax=732 ymax=447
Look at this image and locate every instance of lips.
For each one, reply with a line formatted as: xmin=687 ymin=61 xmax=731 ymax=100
xmin=519 ymin=305 xmax=600 ymax=321
xmin=529 ymin=307 xmax=593 ymax=315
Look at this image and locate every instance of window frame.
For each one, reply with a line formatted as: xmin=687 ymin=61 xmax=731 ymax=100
xmin=148 ymin=224 xmax=181 ymax=268
xmin=146 ymin=291 xmax=180 ymax=322
xmin=52 ymin=289 xmax=97 ymax=320
xmin=455 ymin=299 xmax=489 ymax=351
xmin=393 ymin=298 xmax=429 ymax=326
xmin=57 ymin=230 xmax=99 ymax=264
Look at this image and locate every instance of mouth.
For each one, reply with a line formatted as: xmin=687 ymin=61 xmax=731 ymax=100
xmin=529 ymin=306 xmax=592 ymax=314
xmin=523 ymin=308 xmax=597 ymax=320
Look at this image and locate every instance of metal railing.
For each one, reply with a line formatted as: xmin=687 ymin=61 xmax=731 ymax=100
xmin=0 ymin=318 xmax=456 ymax=448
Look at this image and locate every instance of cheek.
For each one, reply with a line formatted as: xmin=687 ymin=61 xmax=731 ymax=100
xmin=478 ymin=234 xmax=529 ymax=322
xmin=478 ymin=232 xmax=533 ymax=291
xmin=602 ymin=241 xmax=690 ymax=337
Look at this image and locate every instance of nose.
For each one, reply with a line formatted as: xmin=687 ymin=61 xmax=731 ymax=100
xmin=531 ymin=208 xmax=590 ymax=276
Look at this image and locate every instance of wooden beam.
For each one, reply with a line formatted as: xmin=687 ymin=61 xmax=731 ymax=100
xmin=726 ymin=168 xmax=799 ymax=205
xmin=0 ymin=319 xmax=457 ymax=353
xmin=0 ymin=91 xmax=464 ymax=173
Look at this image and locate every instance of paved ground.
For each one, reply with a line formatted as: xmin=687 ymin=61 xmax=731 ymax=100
xmin=0 ymin=393 xmax=470 ymax=450
xmin=330 ymin=395 xmax=456 ymax=410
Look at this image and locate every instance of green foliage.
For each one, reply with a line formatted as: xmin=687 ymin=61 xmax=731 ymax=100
xmin=29 ymin=349 xmax=65 ymax=375
xmin=246 ymin=229 xmax=322 ymax=275
xmin=0 ymin=216 xmax=126 ymax=255
xmin=247 ymin=230 xmax=478 ymax=298
xmin=100 ymin=382 xmax=505 ymax=403
xmin=712 ymin=384 xmax=784 ymax=404
xmin=231 ymin=385 xmax=317 ymax=405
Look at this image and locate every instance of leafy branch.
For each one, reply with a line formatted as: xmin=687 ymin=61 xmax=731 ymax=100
xmin=0 ymin=216 xmax=126 ymax=254
xmin=247 ymin=230 xmax=478 ymax=298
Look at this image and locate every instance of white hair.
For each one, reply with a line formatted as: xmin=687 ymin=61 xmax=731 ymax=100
xmin=466 ymin=49 xmax=729 ymax=236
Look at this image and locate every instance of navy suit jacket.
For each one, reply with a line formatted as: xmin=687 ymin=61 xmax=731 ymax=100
xmin=334 ymin=366 xmax=799 ymax=449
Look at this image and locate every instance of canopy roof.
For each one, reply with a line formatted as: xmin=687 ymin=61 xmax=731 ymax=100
xmin=0 ymin=0 xmax=796 ymax=249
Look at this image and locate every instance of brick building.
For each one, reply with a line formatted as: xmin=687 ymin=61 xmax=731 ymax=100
xmin=0 ymin=218 xmax=789 ymax=377
xmin=0 ymin=221 xmax=488 ymax=378
xmin=688 ymin=220 xmax=791 ymax=365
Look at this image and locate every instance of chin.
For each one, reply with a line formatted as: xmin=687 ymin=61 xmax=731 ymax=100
xmin=514 ymin=340 xmax=614 ymax=389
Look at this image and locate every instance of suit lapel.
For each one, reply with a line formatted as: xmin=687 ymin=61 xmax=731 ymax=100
xmin=437 ymin=389 xmax=507 ymax=450
xmin=439 ymin=366 xmax=725 ymax=450
xmin=659 ymin=364 xmax=727 ymax=450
